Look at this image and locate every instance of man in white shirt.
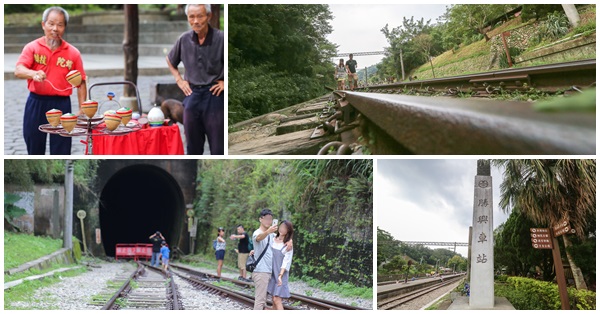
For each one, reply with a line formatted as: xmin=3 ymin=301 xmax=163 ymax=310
xmin=251 ymin=209 xmax=292 ymax=310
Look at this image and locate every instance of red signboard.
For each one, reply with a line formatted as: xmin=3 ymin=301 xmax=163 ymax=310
xmin=532 ymin=243 xmax=553 ymax=249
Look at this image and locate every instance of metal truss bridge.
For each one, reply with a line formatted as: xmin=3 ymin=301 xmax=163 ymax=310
xmin=335 ymin=51 xmax=385 ymax=57
xmin=381 ymin=240 xmax=468 ymax=253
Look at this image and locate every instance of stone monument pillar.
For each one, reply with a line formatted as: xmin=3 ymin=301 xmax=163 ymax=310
xmin=469 ymin=160 xmax=494 ymax=308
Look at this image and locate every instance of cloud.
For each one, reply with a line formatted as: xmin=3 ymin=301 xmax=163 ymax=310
xmin=377 ymin=159 xmax=509 ymax=258
xmin=327 ymin=4 xmax=448 ymax=67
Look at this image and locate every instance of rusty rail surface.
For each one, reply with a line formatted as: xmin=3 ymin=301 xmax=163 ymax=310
xmin=338 ymin=92 xmax=594 ymax=154
xmin=362 ymin=59 xmax=596 ymax=94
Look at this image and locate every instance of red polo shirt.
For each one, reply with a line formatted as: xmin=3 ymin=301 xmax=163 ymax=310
xmin=16 ymin=37 xmax=87 ymax=97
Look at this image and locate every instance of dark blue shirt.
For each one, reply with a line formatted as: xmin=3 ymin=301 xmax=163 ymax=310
xmin=168 ymin=26 xmax=224 ymax=86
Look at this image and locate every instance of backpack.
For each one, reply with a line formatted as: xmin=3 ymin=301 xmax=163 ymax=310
xmin=212 ymin=239 xmax=217 ymax=250
xmin=248 ymin=241 xmax=254 ymax=251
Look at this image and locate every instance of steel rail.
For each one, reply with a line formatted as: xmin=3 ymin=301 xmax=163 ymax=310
xmin=378 ymin=275 xmax=464 ymax=310
xmin=341 ymin=91 xmax=595 ymax=154
xmin=170 ymin=263 xmax=367 ymax=310
xmin=170 ymin=268 xmax=294 ymax=309
xmin=364 ymin=59 xmax=595 ymax=93
xmin=101 ymin=262 xmax=144 ymax=310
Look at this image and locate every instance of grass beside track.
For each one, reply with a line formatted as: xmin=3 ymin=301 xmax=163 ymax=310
xmin=4 ymin=231 xmax=62 ymax=271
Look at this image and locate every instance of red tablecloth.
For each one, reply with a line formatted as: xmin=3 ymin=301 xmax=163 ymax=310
xmin=92 ymin=124 xmax=184 ymax=155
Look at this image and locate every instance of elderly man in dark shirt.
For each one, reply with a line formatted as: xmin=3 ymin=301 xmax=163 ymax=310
xmin=167 ymin=4 xmax=224 ymax=155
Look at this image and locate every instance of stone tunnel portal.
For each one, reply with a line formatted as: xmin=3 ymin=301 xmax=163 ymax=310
xmin=99 ymin=164 xmax=184 ymax=257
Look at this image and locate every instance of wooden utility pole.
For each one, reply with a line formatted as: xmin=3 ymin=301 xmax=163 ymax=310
xmin=210 ymin=4 xmax=221 ymax=29
xmin=123 ymin=5 xmax=139 ymax=97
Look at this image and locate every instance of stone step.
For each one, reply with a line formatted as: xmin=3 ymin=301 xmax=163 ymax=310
xmin=4 ymin=21 xmax=189 ymax=35
xmin=5 ymin=31 xmax=184 ymax=45
xmin=5 ymin=43 xmax=174 ymax=56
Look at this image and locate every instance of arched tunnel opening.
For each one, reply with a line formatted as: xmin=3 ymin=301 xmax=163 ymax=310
xmin=99 ymin=165 xmax=185 ymax=257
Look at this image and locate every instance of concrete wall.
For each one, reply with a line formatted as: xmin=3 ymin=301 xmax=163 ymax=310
xmin=84 ymin=160 xmax=197 ymax=257
xmin=5 ymin=184 xmax=65 ymax=238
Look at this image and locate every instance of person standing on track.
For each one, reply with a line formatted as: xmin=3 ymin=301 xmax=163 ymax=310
xmin=345 ymin=53 xmax=358 ymax=91
xmin=335 ymin=58 xmax=346 ymax=90
xmin=149 ymin=231 xmax=165 ymax=267
xmin=14 ymin=6 xmax=87 ymax=155
xmin=267 ymin=220 xmax=294 ymax=310
xmin=251 ymin=209 xmax=293 ymax=310
xmin=230 ymin=224 xmax=251 ymax=281
xmin=215 ymin=227 xmax=226 ymax=277
xmin=159 ymin=241 xmax=170 ymax=272
xmin=167 ymin=4 xmax=224 ymax=155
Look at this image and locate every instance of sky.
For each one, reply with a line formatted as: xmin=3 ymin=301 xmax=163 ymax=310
xmin=327 ymin=4 xmax=448 ymax=69
xmin=376 ymin=159 xmax=510 ymax=258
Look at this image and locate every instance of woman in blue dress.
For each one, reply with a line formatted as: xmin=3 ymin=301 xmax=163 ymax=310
xmin=267 ymin=220 xmax=294 ymax=310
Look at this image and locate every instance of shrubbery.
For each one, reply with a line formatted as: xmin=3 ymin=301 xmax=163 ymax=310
xmin=228 ymin=65 xmax=326 ymax=125
xmin=495 ymin=276 xmax=596 ymax=310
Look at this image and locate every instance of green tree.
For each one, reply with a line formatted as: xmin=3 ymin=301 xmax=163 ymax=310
xmin=228 ymin=5 xmax=336 ymax=124
xmin=445 ymin=4 xmax=516 ymax=41
xmin=494 ymin=210 xmax=554 ymax=280
xmin=493 ymin=159 xmax=595 ymax=290
xmin=378 ymin=227 xmax=405 ymax=267
xmin=448 ymin=254 xmax=466 ymax=272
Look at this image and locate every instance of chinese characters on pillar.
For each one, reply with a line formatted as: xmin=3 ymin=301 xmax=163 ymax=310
xmin=477 ymin=215 xmax=488 ymax=224
xmin=478 ymin=232 xmax=487 ymax=243
xmin=477 ymin=254 xmax=488 ymax=263
xmin=478 ymin=199 xmax=489 ymax=207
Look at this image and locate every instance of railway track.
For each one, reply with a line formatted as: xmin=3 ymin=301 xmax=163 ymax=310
xmin=377 ymin=275 xmax=464 ymax=310
xmin=101 ymin=262 xmax=182 ymax=310
xmin=314 ymin=59 xmax=596 ymax=155
xmin=230 ymin=60 xmax=594 ymax=155
xmin=361 ymin=59 xmax=595 ymax=96
xmin=169 ymin=263 xmax=368 ymax=310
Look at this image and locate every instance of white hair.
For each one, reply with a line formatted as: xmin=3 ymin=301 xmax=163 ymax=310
xmin=42 ymin=6 xmax=69 ymax=26
xmin=185 ymin=4 xmax=211 ymax=16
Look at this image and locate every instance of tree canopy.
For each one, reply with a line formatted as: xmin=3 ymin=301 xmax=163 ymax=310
xmin=228 ymin=5 xmax=336 ymax=124
xmin=375 ymin=4 xmax=586 ymax=81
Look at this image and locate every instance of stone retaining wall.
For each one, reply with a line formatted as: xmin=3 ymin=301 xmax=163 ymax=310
xmin=4 ymin=248 xmax=76 ymax=275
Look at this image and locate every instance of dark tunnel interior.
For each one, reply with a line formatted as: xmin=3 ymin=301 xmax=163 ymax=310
xmin=99 ymin=165 xmax=184 ymax=257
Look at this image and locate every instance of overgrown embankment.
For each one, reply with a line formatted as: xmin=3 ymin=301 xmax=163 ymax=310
xmin=191 ymin=160 xmax=373 ymax=287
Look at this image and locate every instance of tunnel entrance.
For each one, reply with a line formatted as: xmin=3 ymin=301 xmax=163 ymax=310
xmin=99 ymin=164 xmax=184 ymax=257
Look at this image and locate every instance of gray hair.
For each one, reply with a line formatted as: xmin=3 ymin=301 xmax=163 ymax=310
xmin=185 ymin=4 xmax=211 ymax=16
xmin=42 ymin=6 xmax=69 ymax=26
